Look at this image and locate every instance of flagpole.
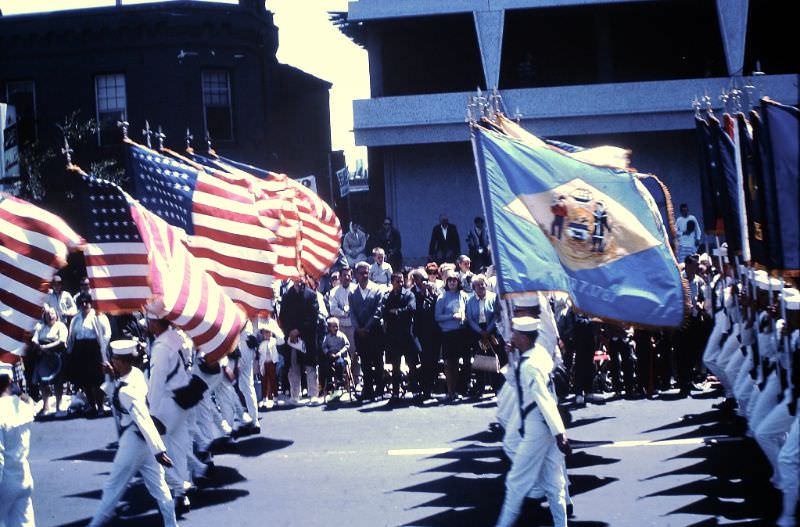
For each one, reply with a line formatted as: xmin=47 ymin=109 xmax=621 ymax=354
xmin=731 ymin=115 xmax=751 ymax=263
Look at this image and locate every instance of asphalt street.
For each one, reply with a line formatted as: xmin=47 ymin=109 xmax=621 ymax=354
xmin=29 ymin=391 xmax=782 ymax=527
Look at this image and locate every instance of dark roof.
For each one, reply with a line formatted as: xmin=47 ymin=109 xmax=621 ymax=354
xmin=329 ymin=11 xmax=367 ymax=49
xmin=275 ymin=63 xmax=332 ymax=90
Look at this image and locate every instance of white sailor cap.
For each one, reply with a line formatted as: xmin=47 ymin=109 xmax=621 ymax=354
xmin=512 ymin=294 xmax=540 ymax=308
xmin=782 ymin=288 xmax=800 ymax=311
xmin=698 ymin=253 xmax=711 ymax=265
xmin=0 ymin=361 xmax=13 ymax=378
xmin=512 ymin=316 xmax=541 ymax=332
xmin=109 ymin=339 xmax=139 ymax=357
xmin=755 ymin=273 xmax=783 ymax=291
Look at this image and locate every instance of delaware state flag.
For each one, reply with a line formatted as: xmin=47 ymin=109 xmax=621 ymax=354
xmin=473 ymin=125 xmax=685 ymax=328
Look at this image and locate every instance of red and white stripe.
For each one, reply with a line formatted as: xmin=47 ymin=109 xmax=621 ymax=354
xmin=0 ymin=194 xmax=83 ymax=364
xmin=130 ymin=201 xmax=246 ymax=361
xmin=150 ymin=146 xmax=279 ymax=316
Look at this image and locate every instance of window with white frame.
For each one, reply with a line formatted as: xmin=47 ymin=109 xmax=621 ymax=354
xmin=95 ymin=74 xmax=127 ymax=146
xmin=201 ymin=70 xmax=233 ymax=141
xmin=5 ymin=80 xmax=37 ymax=145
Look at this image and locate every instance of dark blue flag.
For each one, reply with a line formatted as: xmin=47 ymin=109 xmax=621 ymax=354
xmin=737 ymin=113 xmax=770 ymax=267
xmin=694 ymin=116 xmax=724 ymax=234
xmin=760 ymin=98 xmax=800 ymax=274
xmin=708 ymin=115 xmax=744 ymax=257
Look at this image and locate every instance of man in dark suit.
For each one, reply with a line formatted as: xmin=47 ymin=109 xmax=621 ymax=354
xmin=376 ymin=272 xmax=418 ymax=401
xmin=349 ymin=261 xmax=384 ymax=400
xmin=279 ymin=279 xmax=321 ymax=402
xmin=428 ymin=214 xmax=460 ymax=264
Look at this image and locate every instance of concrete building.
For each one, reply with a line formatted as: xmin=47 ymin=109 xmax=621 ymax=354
xmin=0 ymin=0 xmax=333 ymax=210
xmin=339 ymin=0 xmax=798 ymax=264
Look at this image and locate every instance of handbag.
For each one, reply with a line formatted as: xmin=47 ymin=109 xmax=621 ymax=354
xmin=472 ymin=352 xmax=500 ymax=373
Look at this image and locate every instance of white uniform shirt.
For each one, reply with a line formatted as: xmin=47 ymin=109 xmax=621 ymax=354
xmin=44 ymin=290 xmax=78 ymax=320
xmin=103 ymin=367 xmax=167 ymax=456
xmin=515 ymin=344 xmax=566 ymax=437
xmin=0 ymin=395 xmax=36 ymax=487
xmin=147 ymin=328 xmax=190 ymax=426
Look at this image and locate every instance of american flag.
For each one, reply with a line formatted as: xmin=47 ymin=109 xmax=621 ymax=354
xmin=73 ymin=171 xmax=245 ymax=361
xmin=197 ymin=154 xmax=342 ymax=279
xmin=126 ymin=141 xmax=277 ymax=316
xmin=0 ymin=194 xmax=82 ymax=364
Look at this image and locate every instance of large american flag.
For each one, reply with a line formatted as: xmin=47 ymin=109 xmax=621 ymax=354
xmin=195 ymin=154 xmax=342 ymax=279
xmin=126 ymin=141 xmax=278 ymax=316
xmin=0 ymin=194 xmax=82 ymax=364
xmin=73 ymin=171 xmax=245 ymax=361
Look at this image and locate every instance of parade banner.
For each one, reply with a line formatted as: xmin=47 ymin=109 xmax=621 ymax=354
xmin=0 ymin=103 xmax=21 ymax=195
xmin=760 ymin=98 xmax=799 ymax=274
xmin=694 ymin=116 xmax=724 ymax=234
xmin=473 ymin=126 xmax=685 ymax=328
xmin=709 ymin=115 xmax=747 ymax=258
xmin=737 ymin=112 xmax=770 ymax=267
xmin=0 ymin=194 xmax=82 ymax=363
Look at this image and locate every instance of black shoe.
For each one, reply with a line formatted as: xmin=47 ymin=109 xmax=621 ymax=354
xmin=175 ymin=495 xmax=190 ymax=517
xmin=567 ymin=503 xmax=574 ymax=518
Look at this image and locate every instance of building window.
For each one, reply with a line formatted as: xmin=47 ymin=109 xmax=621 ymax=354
xmin=5 ymin=80 xmax=36 ymax=145
xmin=202 ymin=70 xmax=233 ymax=141
xmin=95 ymin=73 xmax=127 ymax=146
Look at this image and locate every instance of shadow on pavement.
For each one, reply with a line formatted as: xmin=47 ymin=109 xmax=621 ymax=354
xmin=214 ymin=436 xmax=294 ymax=457
xmin=55 ymin=447 xmax=116 ymax=463
xmin=642 ymin=409 xmax=724 ymax=433
xmin=395 ymin=431 xmax=614 ymax=527
xmin=639 ymin=411 xmax=780 ymax=526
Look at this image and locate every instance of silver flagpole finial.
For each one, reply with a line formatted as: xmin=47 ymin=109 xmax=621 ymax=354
xmin=155 ymin=126 xmax=166 ymax=151
xmin=205 ymin=130 xmax=215 ymax=155
xmin=691 ymin=96 xmax=701 ymax=118
xmin=61 ymin=133 xmax=74 ymax=169
xmin=142 ymin=120 xmax=153 ymax=148
xmin=185 ymin=127 xmax=194 ymax=152
xmin=116 ymin=118 xmax=129 ymax=140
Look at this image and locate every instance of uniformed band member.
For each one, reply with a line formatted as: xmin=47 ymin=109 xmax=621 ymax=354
xmin=497 ymin=316 xmax=571 ymax=527
xmin=89 ymin=340 xmax=179 ymax=527
xmin=0 ymin=362 xmax=37 ymax=527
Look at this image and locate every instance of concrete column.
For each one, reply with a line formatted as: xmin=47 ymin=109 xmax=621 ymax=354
xmin=473 ymin=9 xmax=504 ymax=89
xmin=716 ymin=0 xmax=749 ymax=76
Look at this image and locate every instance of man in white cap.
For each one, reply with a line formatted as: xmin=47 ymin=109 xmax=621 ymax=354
xmin=146 ymin=316 xmax=193 ymax=514
xmin=0 ymin=361 xmax=36 ymax=527
xmin=89 ymin=340 xmax=178 ymax=527
xmin=497 ymin=316 xmax=570 ymax=527
xmin=234 ymin=320 xmax=260 ymax=434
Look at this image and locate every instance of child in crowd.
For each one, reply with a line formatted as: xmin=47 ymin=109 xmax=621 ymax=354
xmin=369 ymin=247 xmax=393 ymax=287
xmin=321 ymin=317 xmax=350 ymax=399
xmin=257 ymin=321 xmax=279 ymax=409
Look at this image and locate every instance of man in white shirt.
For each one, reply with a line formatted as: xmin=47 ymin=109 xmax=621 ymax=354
xmin=44 ymin=276 xmax=77 ymax=321
xmin=497 ymin=316 xmax=571 ymax=527
xmin=329 ymin=267 xmax=359 ymax=379
xmin=675 ymin=203 xmax=701 ymax=262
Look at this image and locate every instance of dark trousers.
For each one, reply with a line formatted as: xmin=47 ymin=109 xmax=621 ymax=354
xmin=389 ymin=348 xmax=419 ymax=396
xmin=416 ymin=330 xmax=440 ymax=396
xmin=677 ymin=316 xmax=703 ymax=390
xmin=635 ymin=331 xmax=655 ymax=394
xmin=573 ymin=344 xmax=595 ymax=396
xmin=356 ymin=331 xmax=384 ymax=397
xmin=608 ymin=338 xmax=637 ymax=393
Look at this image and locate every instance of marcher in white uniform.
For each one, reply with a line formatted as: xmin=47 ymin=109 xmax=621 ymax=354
xmin=146 ymin=318 xmax=193 ymax=512
xmin=236 ymin=320 xmax=260 ymax=434
xmin=496 ymin=316 xmax=571 ymax=527
xmin=777 ymin=413 xmax=799 ymax=527
xmin=89 ymin=340 xmax=178 ymax=527
xmin=0 ymin=362 xmax=37 ymax=527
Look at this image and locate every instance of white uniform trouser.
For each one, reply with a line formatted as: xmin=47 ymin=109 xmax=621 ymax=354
xmin=703 ymin=311 xmax=729 ymax=373
xmin=0 ymin=469 xmax=34 ymax=527
xmin=777 ymin=414 xmax=799 ymax=527
xmin=288 ymin=349 xmax=318 ymax=399
xmin=497 ymin=418 xmax=567 ymax=527
xmin=716 ymin=324 xmax=741 ymax=397
xmin=215 ymin=381 xmax=246 ymax=430
xmin=194 ymin=391 xmax=227 ymax=453
xmin=160 ymin=404 xmax=190 ymax=496
xmin=237 ymin=346 xmax=258 ymax=425
xmin=751 ymin=371 xmax=781 ymax=433
xmin=89 ymin=428 xmax=178 ymax=527
xmin=755 ymin=390 xmax=795 ymax=477
xmin=732 ymin=349 xmax=756 ymax=416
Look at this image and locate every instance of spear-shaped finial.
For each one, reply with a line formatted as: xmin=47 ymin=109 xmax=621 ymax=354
xmin=155 ymin=126 xmax=166 ymax=151
xmin=691 ymin=96 xmax=701 ymax=118
xmin=61 ymin=133 xmax=74 ymax=168
xmin=117 ymin=118 xmax=129 ymax=141
xmin=185 ymin=127 xmax=194 ymax=152
xmin=205 ymin=130 xmax=216 ymax=156
xmin=142 ymin=120 xmax=153 ymax=148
